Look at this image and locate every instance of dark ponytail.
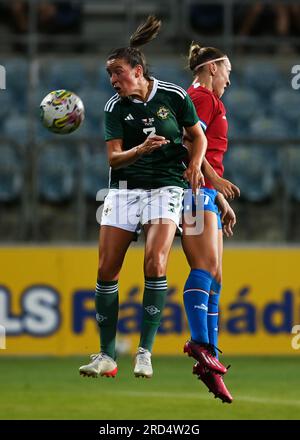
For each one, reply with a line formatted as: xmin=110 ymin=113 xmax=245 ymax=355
xmin=130 ymin=15 xmax=161 ymax=48
xmin=107 ymin=16 xmax=161 ymax=79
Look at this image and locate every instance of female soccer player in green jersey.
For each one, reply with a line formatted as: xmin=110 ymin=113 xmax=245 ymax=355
xmin=79 ymin=16 xmax=207 ymax=379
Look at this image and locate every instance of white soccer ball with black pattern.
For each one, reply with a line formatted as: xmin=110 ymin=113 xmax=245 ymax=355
xmin=40 ymin=89 xmax=85 ymax=134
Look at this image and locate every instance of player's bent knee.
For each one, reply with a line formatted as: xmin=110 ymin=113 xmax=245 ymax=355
xmin=97 ymin=264 xmax=120 ymax=281
xmin=144 ymin=253 xmax=167 ymax=277
xmin=191 ymin=256 xmax=218 ymax=278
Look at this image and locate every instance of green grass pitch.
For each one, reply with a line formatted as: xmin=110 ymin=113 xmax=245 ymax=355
xmin=0 ymin=356 xmax=299 ymax=420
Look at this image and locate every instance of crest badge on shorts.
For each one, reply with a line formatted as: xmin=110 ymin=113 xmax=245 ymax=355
xmin=103 ymin=203 xmax=113 ymax=216
xmin=156 ymin=106 xmax=170 ymax=120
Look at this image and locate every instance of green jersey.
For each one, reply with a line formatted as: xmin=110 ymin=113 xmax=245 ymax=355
xmin=104 ymin=78 xmax=199 ymax=189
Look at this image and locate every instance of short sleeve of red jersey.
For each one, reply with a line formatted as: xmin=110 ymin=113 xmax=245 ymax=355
xmin=190 ymin=92 xmax=216 ymax=132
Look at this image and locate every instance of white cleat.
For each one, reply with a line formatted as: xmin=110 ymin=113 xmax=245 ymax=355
xmin=79 ymin=353 xmax=118 ymax=378
xmin=134 ymin=347 xmax=153 ymax=378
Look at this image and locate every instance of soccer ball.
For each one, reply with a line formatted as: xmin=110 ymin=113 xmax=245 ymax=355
xmin=40 ymin=90 xmax=85 ymax=134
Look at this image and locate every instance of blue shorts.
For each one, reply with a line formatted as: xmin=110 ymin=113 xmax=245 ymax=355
xmin=193 ymin=188 xmax=222 ymax=230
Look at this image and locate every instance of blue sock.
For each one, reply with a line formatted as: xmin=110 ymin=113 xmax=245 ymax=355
xmin=208 ymin=278 xmax=221 ymax=357
xmin=183 ymin=269 xmax=213 ymax=344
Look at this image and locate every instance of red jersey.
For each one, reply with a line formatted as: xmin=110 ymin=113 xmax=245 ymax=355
xmin=187 ymin=83 xmax=228 ymax=189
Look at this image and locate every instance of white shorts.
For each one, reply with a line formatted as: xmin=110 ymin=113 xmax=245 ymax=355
xmin=100 ymin=186 xmax=184 ymax=232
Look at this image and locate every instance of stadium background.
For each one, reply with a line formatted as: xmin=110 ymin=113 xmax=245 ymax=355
xmin=1 ymin=0 xmax=300 ymax=420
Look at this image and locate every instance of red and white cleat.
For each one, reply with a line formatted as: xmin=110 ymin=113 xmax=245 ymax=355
xmin=79 ymin=353 xmax=118 ymax=378
xmin=184 ymin=340 xmax=227 ymax=375
xmin=193 ymin=362 xmax=233 ymax=404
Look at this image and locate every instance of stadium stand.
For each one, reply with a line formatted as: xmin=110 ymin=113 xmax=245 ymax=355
xmin=225 ymin=145 xmax=278 ymax=203
xmin=3 ymin=113 xmax=28 ymax=145
xmin=271 ymin=88 xmax=300 ymax=125
xmin=33 ymin=143 xmax=80 ymax=240
xmin=0 ymin=144 xmax=24 ymax=203
xmin=0 ymin=143 xmax=26 ymax=240
xmin=37 ymin=144 xmax=77 ymax=203
xmin=0 ymin=0 xmax=299 ymax=242
xmin=280 ymin=145 xmax=300 ymax=240
xmin=242 ymin=61 xmax=284 ymax=95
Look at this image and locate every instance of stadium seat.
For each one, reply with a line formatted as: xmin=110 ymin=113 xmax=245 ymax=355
xmin=0 ymin=91 xmax=13 ymax=120
xmin=89 ymin=117 xmax=104 ymax=138
xmin=242 ymin=62 xmax=283 ymax=96
xmin=3 ymin=113 xmax=28 ymax=144
xmin=36 ymin=85 xmax=50 ymax=107
xmin=0 ymin=145 xmax=23 ymax=203
xmin=280 ymin=145 xmax=300 ymax=202
xmin=151 ymin=65 xmax=191 ymax=89
xmin=226 ymin=116 xmax=248 ymax=139
xmin=249 ymin=116 xmax=290 ymax=140
xmin=97 ymin=65 xmax=114 ymax=94
xmin=226 ymin=70 xmax=242 ymax=88
xmin=82 ymin=147 xmax=109 ymax=199
xmin=41 ymin=60 xmax=88 ymax=92
xmin=37 ymin=145 xmax=77 ymax=203
xmin=36 ymin=119 xmax=56 ymax=140
xmin=271 ymin=88 xmax=300 ymax=124
xmin=70 ymin=118 xmax=98 ymax=138
xmin=77 ymin=87 xmax=111 ymax=123
xmin=225 ymin=145 xmax=278 ymax=202
xmin=5 ymin=59 xmax=28 ymax=95
xmin=4 ymin=59 xmax=28 ymax=112
xmin=224 ymin=88 xmax=262 ymax=124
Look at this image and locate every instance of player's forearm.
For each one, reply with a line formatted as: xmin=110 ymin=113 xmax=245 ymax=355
xmin=189 ymin=134 xmax=207 ymax=169
xmin=202 ymin=157 xmax=220 ymax=183
xmin=109 ymin=145 xmax=142 ymax=169
xmin=215 ymin=191 xmax=226 ymax=209
xmin=109 ymin=135 xmax=167 ymax=169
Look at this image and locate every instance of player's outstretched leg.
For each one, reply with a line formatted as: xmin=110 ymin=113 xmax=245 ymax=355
xmin=183 ymin=269 xmax=226 ymax=373
xmin=134 ymin=347 xmax=153 ymax=378
xmin=184 ymin=340 xmax=227 ymax=374
xmin=79 ymin=353 xmax=118 ymax=378
xmin=193 ymin=362 xmax=233 ymax=403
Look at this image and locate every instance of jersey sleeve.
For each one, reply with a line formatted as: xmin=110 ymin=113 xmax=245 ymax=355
xmin=177 ymin=93 xmax=199 ymax=128
xmin=191 ymin=93 xmax=215 ymax=132
xmin=104 ymin=104 xmax=123 ymax=141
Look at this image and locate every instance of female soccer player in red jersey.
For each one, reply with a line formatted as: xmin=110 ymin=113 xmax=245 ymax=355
xmin=182 ymin=43 xmax=240 ymax=403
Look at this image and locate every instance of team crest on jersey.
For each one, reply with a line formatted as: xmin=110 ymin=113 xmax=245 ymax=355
xmin=156 ymin=106 xmax=170 ymax=120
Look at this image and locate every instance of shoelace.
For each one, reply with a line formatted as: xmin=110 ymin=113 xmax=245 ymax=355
xmin=207 ymin=345 xmax=232 ymax=370
xmin=137 ymin=353 xmax=151 ymax=366
xmin=90 ymin=353 xmax=105 ymax=361
xmin=207 ymin=343 xmax=223 ymax=357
